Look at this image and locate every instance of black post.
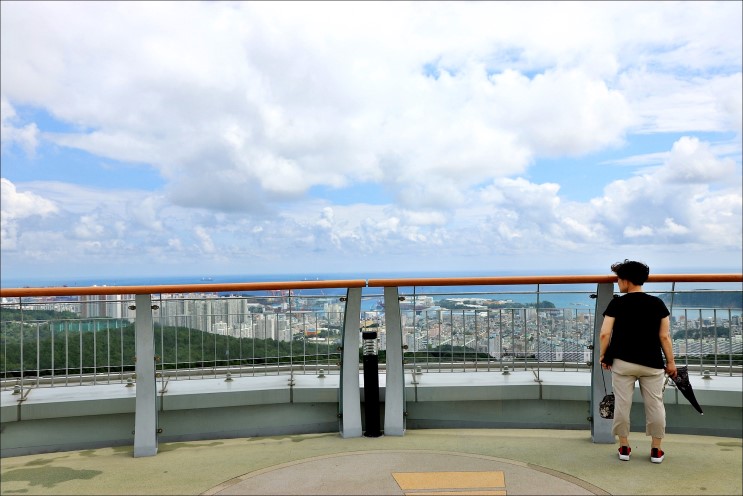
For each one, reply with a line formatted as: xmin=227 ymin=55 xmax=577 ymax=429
xmin=361 ymin=331 xmax=382 ymax=437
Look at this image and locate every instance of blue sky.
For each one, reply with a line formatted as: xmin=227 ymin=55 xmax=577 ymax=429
xmin=1 ymin=1 xmax=741 ymax=284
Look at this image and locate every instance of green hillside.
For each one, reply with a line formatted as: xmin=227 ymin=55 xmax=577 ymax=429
xmin=0 ymin=314 xmax=340 ymax=377
xmin=659 ymin=291 xmax=742 ymax=309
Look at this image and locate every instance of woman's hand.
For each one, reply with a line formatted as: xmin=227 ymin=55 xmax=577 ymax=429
xmin=600 ymin=355 xmax=611 ymax=370
xmin=665 ymin=361 xmax=677 ymax=379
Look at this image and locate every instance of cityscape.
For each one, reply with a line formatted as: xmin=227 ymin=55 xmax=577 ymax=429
xmin=2 ymin=289 xmax=741 ymax=373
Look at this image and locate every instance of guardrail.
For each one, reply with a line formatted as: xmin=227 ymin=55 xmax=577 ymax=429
xmin=1 ymin=282 xmax=365 ymax=387
xmin=1 ymin=273 xmax=741 ymax=455
xmin=2 ymin=274 xmax=741 ymax=386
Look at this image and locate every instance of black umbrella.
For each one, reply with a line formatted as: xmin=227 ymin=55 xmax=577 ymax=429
xmin=669 ymin=366 xmax=704 ymax=415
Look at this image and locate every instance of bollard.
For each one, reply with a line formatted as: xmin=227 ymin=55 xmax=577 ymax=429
xmin=361 ymin=331 xmax=382 ymax=437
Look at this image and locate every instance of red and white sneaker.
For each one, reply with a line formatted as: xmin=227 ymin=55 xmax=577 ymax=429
xmin=651 ymin=448 xmax=665 ymax=463
xmin=618 ymin=446 xmax=631 ymax=461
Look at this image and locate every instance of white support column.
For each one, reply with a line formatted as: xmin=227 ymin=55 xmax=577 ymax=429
xmin=592 ymin=282 xmax=615 ymax=444
xmin=340 ymin=287 xmax=362 ymax=438
xmin=383 ymin=286 xmax=405 ymax=436
xmin=133 ymin=294 xmax=158 ymax=457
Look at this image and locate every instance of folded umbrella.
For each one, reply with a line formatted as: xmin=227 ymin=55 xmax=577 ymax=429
xmin=669 ymin=366 xmax=704 ymax=415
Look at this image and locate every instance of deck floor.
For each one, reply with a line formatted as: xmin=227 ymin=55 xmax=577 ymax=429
xmin=1 ymin=428 xmax=741 ymax=495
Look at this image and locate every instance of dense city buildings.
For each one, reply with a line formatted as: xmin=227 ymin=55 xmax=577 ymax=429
xmin=3 ymin=291 xmax=741 ymax=364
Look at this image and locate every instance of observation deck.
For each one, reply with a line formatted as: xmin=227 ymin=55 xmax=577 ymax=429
xmin=1 ymin=273 xmax=741 ymax=495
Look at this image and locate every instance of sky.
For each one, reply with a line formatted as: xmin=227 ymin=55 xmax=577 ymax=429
xmin=1 ymin=1 xmax=742 ymax=284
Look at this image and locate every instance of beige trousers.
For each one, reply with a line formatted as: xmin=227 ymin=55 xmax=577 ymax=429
xmin=611 ymin=358 xmax=666 ymax=439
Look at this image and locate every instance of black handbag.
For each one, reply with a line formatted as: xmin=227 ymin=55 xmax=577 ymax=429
xmin=599 ymin=369 xmax=614 ymax=419
xmin=599 ymin=392 xmax=615 ymax=419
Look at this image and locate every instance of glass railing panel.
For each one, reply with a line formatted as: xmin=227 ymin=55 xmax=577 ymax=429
xmin=395 ymin=285 xmax=596 ymax=374
xmin=152 ymin=293 xmax=346 ymax=379
xmin=1 ymin=296 xmax=136 ymax=387
xmin=663 ymin=282 xmax=742 ymax=376
xmin=1 ymin=293 xmax=348 ymax=386
xmin=1 ymin=278 xmax=739 ymax=387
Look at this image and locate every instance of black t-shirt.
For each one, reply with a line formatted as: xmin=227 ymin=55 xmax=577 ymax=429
xmin=602 ymin=292 xmax=670 ymax=369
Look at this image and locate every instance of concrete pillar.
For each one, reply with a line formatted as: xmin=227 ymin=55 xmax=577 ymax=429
xmin=340 ymin=287 xmax=362 ymax=438
xmin=133 ymin=294 xmax=158 ymax=457
xmin=591 ymin=282 xmax=615 ymax=444
xmin=383 ymin=286 xmax=405 ymax=436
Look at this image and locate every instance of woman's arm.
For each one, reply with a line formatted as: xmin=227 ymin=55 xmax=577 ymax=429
xmin=599 ymin=316 xmax=614 ymax=370
xmin=659 ymin=316 xmax=677 ymax=378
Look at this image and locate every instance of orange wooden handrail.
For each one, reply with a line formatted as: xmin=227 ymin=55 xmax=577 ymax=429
xmin=367 ymin=273 xmax=743 ymax=288
xmin=1 ymin=274 xmax=740 ymax=297
xmin=368 ymin=275 xmax=615 ymax=287
xmin=0 ymin=279 xmax=368 ymax=298
xmin=645 ymin=274 xmax=742 ymax=283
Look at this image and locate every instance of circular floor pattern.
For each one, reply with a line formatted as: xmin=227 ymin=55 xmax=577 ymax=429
xmin=203 ymin=450 xmax=609 ymax=495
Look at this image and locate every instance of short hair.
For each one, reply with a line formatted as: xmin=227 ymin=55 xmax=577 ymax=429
xmin=611 ymin=259 xmax=650 ymax=286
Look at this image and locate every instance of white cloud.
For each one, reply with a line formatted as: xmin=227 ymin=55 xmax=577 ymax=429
xmin=659 ymin=136 xmax=736 ymax=183
xmin=659 ymin=218 xmax=689 ymax=236
xmin=194 ymin=226 xmax=216 ymax=254
xmin=624 ymin=225 xmax=654 ymax=238
xmin=73 ymin=214 xmax=104 ymax=240
xmin=0 ymin=97 xmax=39 ymax=155
xmin=316 ymin=207 xmax=334 ymax=230
xmin=2 ymin=1 xmax=739 ymax=215
xmin=0 ymin=2 xmax=741 ymax=277
xmin=130 ymin=196 xmax=164 ymax=232
xmin=1 ymin=178 xmax=58 ymax=250
xmin=401 ymin=210 xmax=447 ymax=226
xmin=1 ymin=140 xmax=739 ymax=277
xmin=486 ymin=68 xmax=631 ymax=156
xmin=591 ymin=136 xmax=741 ymax=246
xmin=0 ymin=178 xmax=57 ymax=219
xmin=620 ymin=71 xmax=743 ymax=134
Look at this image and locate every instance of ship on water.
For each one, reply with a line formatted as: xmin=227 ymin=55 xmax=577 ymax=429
xmin=376 ymin=295 xmax=436 ymax=311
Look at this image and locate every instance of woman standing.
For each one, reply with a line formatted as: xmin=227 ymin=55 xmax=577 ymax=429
xmin=599 ymin=260 xmax=678 ymax=463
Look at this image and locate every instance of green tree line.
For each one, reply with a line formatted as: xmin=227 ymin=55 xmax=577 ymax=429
xmin=660 ymin=291 xmax=742 ymax=309
xmin=1 ymin=308 xmax=79 ymax=321
xmin=0 ymin=319 xmax=342 ymax=377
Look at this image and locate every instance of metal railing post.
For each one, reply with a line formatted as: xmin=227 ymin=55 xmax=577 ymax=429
xmin=591 ymin=282 xmax=615 ymax=444
xmin=339 ymin=287 xmax=362 ymax=438
xmin=383 ymin=286 xmax=405 ymax=436
xmin=133 ymin=294 xmax=158 ymax=457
